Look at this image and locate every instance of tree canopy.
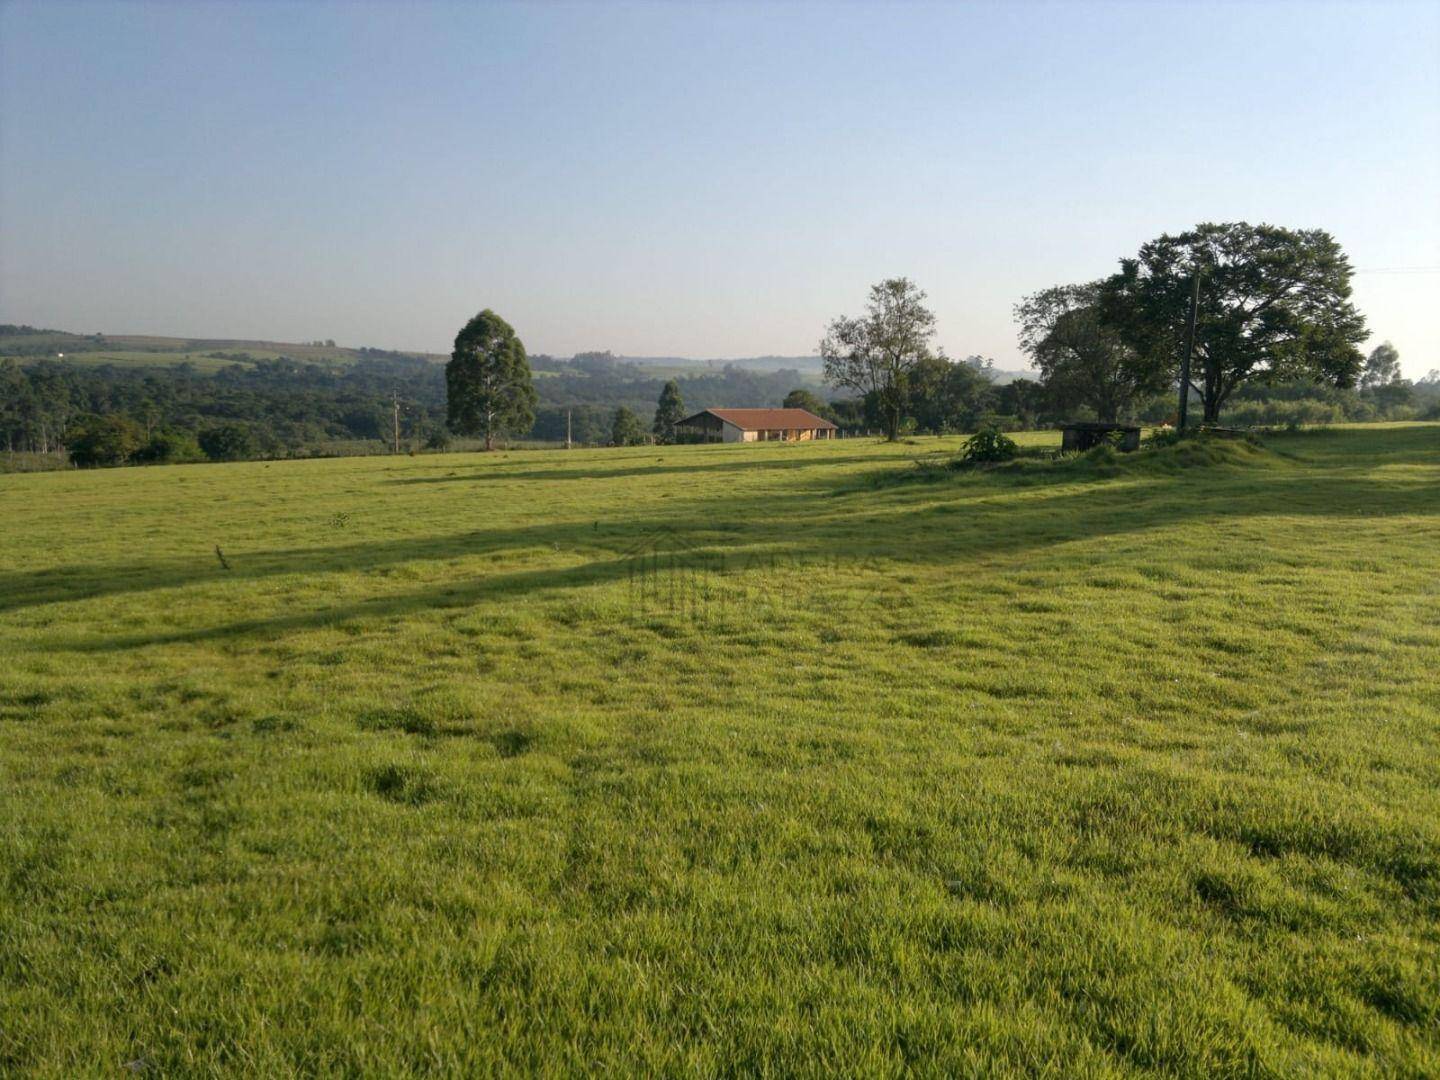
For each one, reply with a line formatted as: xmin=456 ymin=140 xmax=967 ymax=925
xmin=610 ymin=406 xmax=644 ymax=446
xmin=904 ymin=354 xmax=997 ymax=434
xmin=820 ymin=278 xmax=937 ymax=441
xmin=66 ymin=414 xmax=143 ymax=467
xmin=446 ymin=310 xmax=537 ymax=450
xmin=1362 ymin=342 xmax=1402 ymax=389
xmin=781 ymin=388 xmax=830 ymax=418
xmin=1100 ymin=222 xmax=1367 ymax=423
xmin=1016 ymin=282 xmax=1169 ymax=423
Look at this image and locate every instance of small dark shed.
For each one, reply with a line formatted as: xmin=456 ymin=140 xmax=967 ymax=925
xmin=1061 ymin=422 xmax=1141 ymax=453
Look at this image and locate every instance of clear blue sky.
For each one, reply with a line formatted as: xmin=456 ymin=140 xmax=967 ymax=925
xmin=2 ymin=0 xmax=1437 ymax=376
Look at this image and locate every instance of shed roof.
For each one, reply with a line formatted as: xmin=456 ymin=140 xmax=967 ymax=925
xmin=679 ymin=408 xmax=837 ymax=431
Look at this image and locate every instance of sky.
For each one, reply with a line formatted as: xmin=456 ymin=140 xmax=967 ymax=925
xmin=2 ymin=1 xmax=1438 ymax=377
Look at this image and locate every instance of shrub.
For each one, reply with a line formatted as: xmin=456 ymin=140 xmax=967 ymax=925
xmin=974 ymin=413 xmax=1024 ymax=433
xmin=424 ymin=428 xmax=453 ymax=451
xmin=959 ymin=428 xmax=1019 ymax=464
xmin=1146 ymin=425 xmax=1183 ymax=449
xmin=1223 ymin=399 xmax=1345 ymax=430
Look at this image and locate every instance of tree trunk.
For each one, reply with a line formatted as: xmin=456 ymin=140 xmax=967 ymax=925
xmin=886 ymin=404 xmax=900 ymax=442
xmin=1202 ymin=390 xmax=1223 ymax=424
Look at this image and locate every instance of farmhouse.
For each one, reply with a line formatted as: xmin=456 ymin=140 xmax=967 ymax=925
xmin=675 ymin=407 xmax=838 ymax=443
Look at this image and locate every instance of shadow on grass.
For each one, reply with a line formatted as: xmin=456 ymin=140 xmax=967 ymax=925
xmin=10 ymin=425 xmax=1440 ymax=652
xmin=382 ymin=451 xmax=891 ymax=486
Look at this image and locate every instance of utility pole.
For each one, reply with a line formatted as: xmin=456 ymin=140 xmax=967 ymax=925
xmin=1178 ymin=271 xmax=1201 ymax=430
xmin=565 ymin=409 xmax=572 ymax=450
xmin=391 ymin=391 xmax=401 ymax=454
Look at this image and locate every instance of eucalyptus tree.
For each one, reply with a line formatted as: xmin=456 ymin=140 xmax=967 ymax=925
xmin=446 ymin=309 xmax=537 ymax=450
xmin=1361 ymin=341 xmax=1401 ymax=389
xmin=652 ymin=379 xmax=685 ymax=443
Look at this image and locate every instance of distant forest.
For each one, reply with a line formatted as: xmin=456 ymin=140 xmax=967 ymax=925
xmin=1 ymin=325 xmax=1436 ymax=468
xmin=0 ymin=339 xmax=841 ymax=462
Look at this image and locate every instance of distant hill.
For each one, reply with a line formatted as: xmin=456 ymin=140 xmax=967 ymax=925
xmin=0 ymin=326 xmax=1036 ymax=383
xmin=620 ymin=354 xmax=1038 ymax=384
xmin=621 ymin=354 xmax=825 ymax=374
xmin=0 ymin=326 xmax=443 ymax=372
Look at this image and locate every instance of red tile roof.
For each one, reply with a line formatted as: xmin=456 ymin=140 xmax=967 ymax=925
xmin=682 ymin=408 xmax=837 ymax=431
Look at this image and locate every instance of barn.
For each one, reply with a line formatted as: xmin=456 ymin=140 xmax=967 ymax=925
xmin=674 ymin=408 xmax=838 ymax=444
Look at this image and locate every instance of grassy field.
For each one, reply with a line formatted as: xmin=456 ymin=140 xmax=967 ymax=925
xmin=0 ymin=331 xmax=429 ymax=370
xmin=1 ymin=425 xmax=1437 ymax=1076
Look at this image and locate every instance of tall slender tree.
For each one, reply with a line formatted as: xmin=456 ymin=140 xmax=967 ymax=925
xmin=446 ymin=310 xmax=537 ymax=450
xmin=652 ymin=379 xmax=685 ymax=443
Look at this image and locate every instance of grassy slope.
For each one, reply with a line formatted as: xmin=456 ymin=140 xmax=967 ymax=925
xmin=0 ymin=331 xmax=430 ymax=370
xmin=1 ymin=425 xmax=1437 ymax=1076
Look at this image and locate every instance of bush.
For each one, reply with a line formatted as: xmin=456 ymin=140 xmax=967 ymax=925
xmin=1222 ymin=399 xmax=1345 ymax=430
xmin=424 ymin=428 xmax=453 ymax=451
xmin=974 ymin=413 xmax=1024 ymax=433
xmin=959 ymin=427 xmax=1019 ymax=464
xmin=1146 ymin=425 xmax=1183 ymax=449
xmin=65 ymin=414 xmax=144 ymax=467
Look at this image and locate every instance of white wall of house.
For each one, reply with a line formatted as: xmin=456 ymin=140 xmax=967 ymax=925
xmin=718 ymin=421 xmax=835 ymax=442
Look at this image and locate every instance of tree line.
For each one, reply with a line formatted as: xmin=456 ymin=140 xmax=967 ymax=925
xmin=448 ymin=221 xmax=1434 ymax=453
xmin=820 ymin=221 xmax=1422 ymax=440
xmin=0 ymin=343 xmax=835 ymax=465
xmin=7 ymin=219 xmax=1437 ymax=467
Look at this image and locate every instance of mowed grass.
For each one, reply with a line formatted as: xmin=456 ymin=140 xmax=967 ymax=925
xmin=1 ymin=425 xmax=1438 ymax=1076
xmin=4 ymin=333 xmax=435 ymax=370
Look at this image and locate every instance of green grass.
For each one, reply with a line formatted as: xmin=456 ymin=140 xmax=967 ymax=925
xmin=2 ymin=332 xmax=440 ymax=369
xmin=2 ymin=424 xmax=1437 ymax=1076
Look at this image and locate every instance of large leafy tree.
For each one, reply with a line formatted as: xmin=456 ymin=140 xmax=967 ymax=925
xmin=905 ymin=354 xmax=996 ymax=433
xmin=1102 ymin=222 xmax=1367 ymax=423
xmin=820 ymin=277 xmax=937 ymax=441
xmin=652 ymin=379 xmax=685 ymax=443
xmin=66 ymin=413 xmax=143 ymax=467
xmin=1016 ymin=282 xmax=1169 ymax=423
xmin=995 ymin=378 xmax=1048 ymax=428
xmin=446 ymin=309 xmax=537 ymax=450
